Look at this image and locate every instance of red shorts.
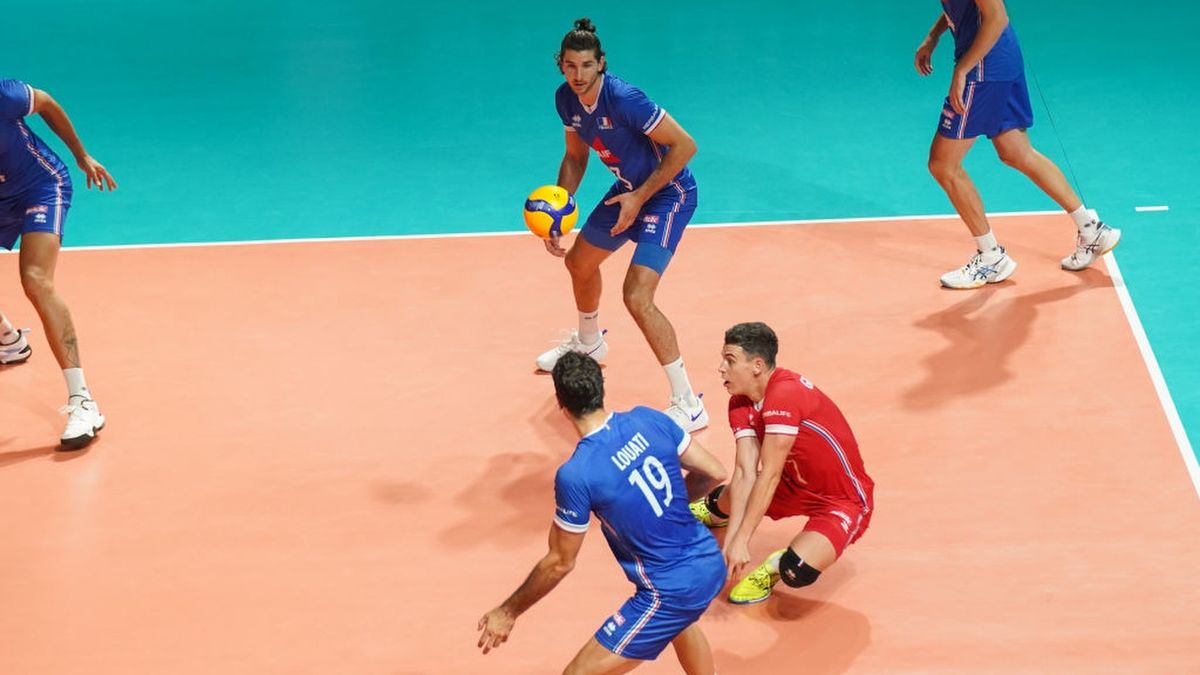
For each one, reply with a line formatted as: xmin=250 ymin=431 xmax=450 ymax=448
xmin=765 ymin=484 xmax=873 ymax=557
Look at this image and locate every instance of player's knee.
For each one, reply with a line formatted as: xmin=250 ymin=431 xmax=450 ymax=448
xmin=996 ymin=147 xmax=1031 ymax=170
xmin=621 ymin=285 xmax=654 ymax=317
xmin=19 ymin=267 xmax=54 ymax=301
xmin=779 ymin=547 xmax=821 ymax=588
xmin=927 ymin=156 xmax=957 ymax=182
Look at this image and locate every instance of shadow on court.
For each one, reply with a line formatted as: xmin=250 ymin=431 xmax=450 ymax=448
xmin=902 ymin=269 xmax=1115 ymax=410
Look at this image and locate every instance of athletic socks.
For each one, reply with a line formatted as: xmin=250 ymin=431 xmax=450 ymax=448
xmin=578 ymin=310 xmax=601 ymax=345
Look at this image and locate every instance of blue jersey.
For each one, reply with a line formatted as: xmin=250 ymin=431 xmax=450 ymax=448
xmin=940 ymin=0 xmax=1024 ymax=82
xmin=555 ymin=73 xmax=696 ymax=197
xmin=0 ymin=79 xmax=70 ymax=201
xmin=554 ymin=407 xmax=722 ymax=598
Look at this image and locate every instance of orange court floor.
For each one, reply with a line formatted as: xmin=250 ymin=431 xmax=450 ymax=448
xmin=1 ymin=215 xmax=1198 ymax=674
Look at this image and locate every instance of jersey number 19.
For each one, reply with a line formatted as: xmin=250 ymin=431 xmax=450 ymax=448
xmin=628 ymin=456 xmax=673 ymax=517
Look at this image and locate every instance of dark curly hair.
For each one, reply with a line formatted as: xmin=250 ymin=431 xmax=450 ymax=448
xmin=555 ymin=17 xmax=606 ymax=72
xmin=552 ymin=351 xmax=605 ymax=418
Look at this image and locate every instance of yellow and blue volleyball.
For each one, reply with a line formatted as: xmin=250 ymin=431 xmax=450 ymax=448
xmin=523 ymin=185 xmax=578 ymax=239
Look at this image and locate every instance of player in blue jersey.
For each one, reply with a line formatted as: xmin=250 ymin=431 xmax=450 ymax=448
xmin=915 ymin=0 xmax=1121 ymax=289
xmin=534 ymin=18 xmax=709 ymax=434
xmin=0 ymin=78 xmax=116 ymax=449
xmin=478 ymin=352 xmax=728 ymax=674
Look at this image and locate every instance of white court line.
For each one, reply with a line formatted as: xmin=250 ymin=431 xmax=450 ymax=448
xmin=1105 ymin=252 xmax=1200 ymax=500
xmin=1135 ymin=205 xmax=1170 ymax=212
xmin=10 ymin=209 xmax=1063 ymax=253
xmin=8 ymin=210 xmax=1196 ymax=498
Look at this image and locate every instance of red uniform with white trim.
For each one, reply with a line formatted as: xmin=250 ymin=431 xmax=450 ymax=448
xmin=728 ymin=368 xmax=874 ymax=555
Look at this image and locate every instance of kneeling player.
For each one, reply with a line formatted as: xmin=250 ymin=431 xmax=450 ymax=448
xmin=691 ymin=322 xmax=875 ymax=604
xmin=478 ymin=352 xmax=728 ymax=674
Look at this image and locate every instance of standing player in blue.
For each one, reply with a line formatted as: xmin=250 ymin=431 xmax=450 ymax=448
xmin=0 ymin=78 xmax=115 ymax=449
xmin=477 ymin=352 xmax=728 ymax=675
xmin=916 ymin=0 xmax=1121 ymax=289
xmin=534 ymin=18 xmax=709 ymax=434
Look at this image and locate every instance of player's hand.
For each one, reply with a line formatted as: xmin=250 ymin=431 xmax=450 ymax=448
xmin=477 ymin=607 xmax=516 ymax=655
xmin=915 ymin=39 xmax=937 ymax=76
xmin=723 ymin=538 xmax=753 ymax=580
xmin=543 ymin=233 xmax=567 ymax=257
xmin=77 ymin=155 xmax=117 ymax=191
xmin=604 ymin=190 xmax=645 ymax=236
xmin=948 ymin=68 xmax=968 ymax=115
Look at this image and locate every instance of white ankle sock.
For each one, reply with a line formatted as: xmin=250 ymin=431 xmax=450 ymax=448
xmin=63 ymin=368 xmax=91 ymax=399
xmin=974 ymin=231 xmax=1000 ymax=255
xmin=663 ymin=357 xmax=696 ymax=402
xmin=1069 ymin=205 xmax=1097 ymax=231
xmin=0 ymin=316 xmax=17 ymax=345
xmin=578 ymin=310 xmax=601 ymax=345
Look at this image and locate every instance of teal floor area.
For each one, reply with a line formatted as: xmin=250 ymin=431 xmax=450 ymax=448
xmin=7 ymin=1 xmax=1198 ymax=463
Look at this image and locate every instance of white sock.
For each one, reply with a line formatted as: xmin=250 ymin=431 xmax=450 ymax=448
xmin=1069 ymin=205 xmax=1097 ymax=231
xmin=63 ymin=368 xmax=91 ymax=399
xmin=0 ymin=316 xmax=17 ymax=344
xmin=578 ymin=310 xmax=601 ymax=345
xmin=663 ymin=357 xmax=696 ymax=402
xmin=974 ymin=230 xmax=1000 ymax=255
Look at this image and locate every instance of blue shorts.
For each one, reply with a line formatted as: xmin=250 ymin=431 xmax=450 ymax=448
xmin=0 ymin=181 xmax=72 ymax=250
xmin=580 ymin=182 xmax=698 ymax=275
xmin=593 ymin=558 xmax=723 ymax=660
xmin=937 ymin=75 xmax=1034 ymax=140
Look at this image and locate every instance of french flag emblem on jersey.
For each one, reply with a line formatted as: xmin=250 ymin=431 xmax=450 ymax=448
xmin=598 ymin=116 xmax=613 ymax=130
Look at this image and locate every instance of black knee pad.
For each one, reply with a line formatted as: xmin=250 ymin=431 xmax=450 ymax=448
xmin=705 ymin=484 xmax=729 ymax=519
xmin=779 ymin=547 xmax=821 ymax=588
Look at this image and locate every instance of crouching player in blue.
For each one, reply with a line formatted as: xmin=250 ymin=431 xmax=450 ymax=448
xmin=478 ymin=352 xmax=728 ymax=675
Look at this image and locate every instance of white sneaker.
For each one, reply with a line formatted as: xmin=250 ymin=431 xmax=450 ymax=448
xmin=0 ymin=328 xmax=31 ymax=365
xmin=60 ymin=395 xmax=105 ymax=450
xmin=536 ymin=329 xmax=608 ymax=372
xmin=939 ymin=248 xmax=1018 ymax=289
xmin=1062 ymin=218 xmax=1121 ymax=271
xmin=665 ymin=393 xmax=708 ymax=433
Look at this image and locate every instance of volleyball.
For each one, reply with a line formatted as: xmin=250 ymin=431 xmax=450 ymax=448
xmin=523 ymin=185 xmax=578 ymax=239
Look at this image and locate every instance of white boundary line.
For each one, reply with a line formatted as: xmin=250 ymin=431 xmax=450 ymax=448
xmin=1 ymin=209 xmax=1063 ymax=253
xmin=1104 ymin=253 xmax=1200 ymax=500
xmin=8 ymin=210 xmax=1196 ymax=497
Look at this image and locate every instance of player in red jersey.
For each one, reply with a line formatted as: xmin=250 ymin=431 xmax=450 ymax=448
xmin=689 ymin=322 xmax=874 ymax=604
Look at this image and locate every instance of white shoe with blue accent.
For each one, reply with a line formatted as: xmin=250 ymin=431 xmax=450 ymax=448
xmin=665 ymin=393 xmax=708 ymax=433
xmin=940 ymin=248 xmax=1018 ymax=289
xmin=0 ymin=328 xmax=31 ymax=365
xmin=536 ymin=329 xmax=608 ymax=372
xmin=1062 ymin=218 xmax=1121 ymax=271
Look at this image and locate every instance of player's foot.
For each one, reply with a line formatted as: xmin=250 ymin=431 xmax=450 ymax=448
xmin=59 ymin=395 xmax=105 ymax=451
xmin=729 ymin=549 xmax=786 ymax=605
xmin=689 ymin=497 xmax=728 ymax=528
xmin=536 ymin=329 xmax=608 ymax=372
xmin=0 ymin=329 xmax=31 ymax=365
xmin=939 ymin=247 xmax=1017 ymax=289
xmin=665 ymin=393 xmax=708 ymax=433
xmin=1062 ymin=218 xmax=1121 ymax=271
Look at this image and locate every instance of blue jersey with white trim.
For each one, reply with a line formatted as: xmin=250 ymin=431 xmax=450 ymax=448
xmin=940 ymin=0 xmax=1024 ymax=82
xmin=554 ymin=407 xmax=721 ymax=595
xmin=0 ymin=79 xmax=70 ymax=200
xmin=555 ymin=73 xmax=696 ymax=195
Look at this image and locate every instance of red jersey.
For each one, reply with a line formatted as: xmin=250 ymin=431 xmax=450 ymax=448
xmin=728 ymin=368 xmax=873 ymax=509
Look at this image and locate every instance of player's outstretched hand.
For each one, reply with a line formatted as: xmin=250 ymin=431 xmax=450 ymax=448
xmin=477 ymin=607 xmax=516 ymax=655
xmin=544 ymin=233 xmax=567 ymax=257
xmin=723 ymin=538 xmax=752 ymax=580
xmin=78 ymin=155 xmax=118 ymax=191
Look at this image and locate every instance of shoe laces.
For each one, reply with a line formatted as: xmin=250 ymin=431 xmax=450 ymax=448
xmin=746 ymin=565 xmax=778 ymax=591
xmin=59 ymin=396 xmax=95 ymax=417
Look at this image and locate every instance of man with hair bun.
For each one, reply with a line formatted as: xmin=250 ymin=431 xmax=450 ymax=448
xmin=533 ymin=17 xmax=709 ymax=435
